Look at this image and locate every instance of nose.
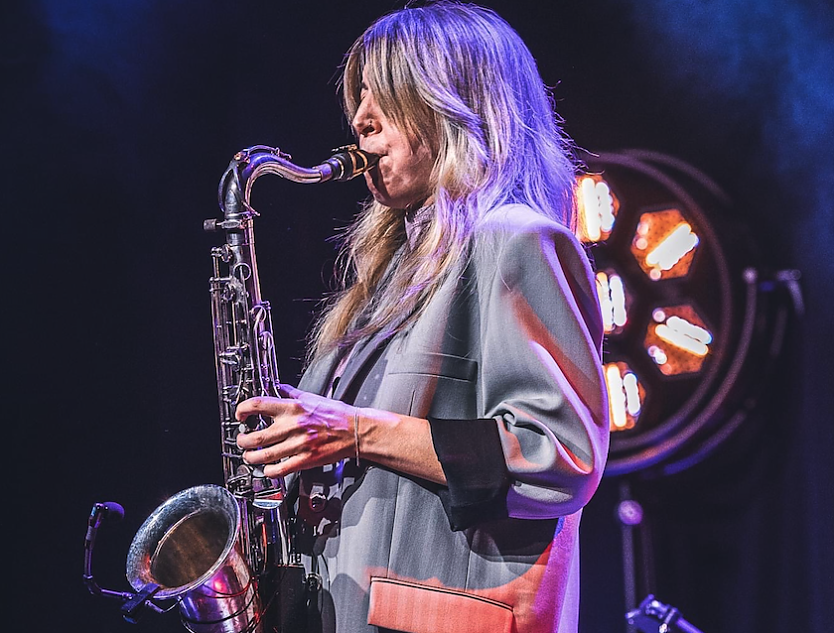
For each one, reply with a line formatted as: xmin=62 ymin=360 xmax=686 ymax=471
xmin=352 ymin=99 xmax=376 ymax=138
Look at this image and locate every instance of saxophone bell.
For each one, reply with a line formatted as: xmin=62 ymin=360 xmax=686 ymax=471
xmin=125 ymin=485 xmax=260 ymax=633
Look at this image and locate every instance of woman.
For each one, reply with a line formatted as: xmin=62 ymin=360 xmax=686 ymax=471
xmin=236 ymin=3 xmax=609 ymax=632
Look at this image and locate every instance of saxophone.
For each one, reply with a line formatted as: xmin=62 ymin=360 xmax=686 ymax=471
xmin=85 ymin=145 xmax=377 ymax=633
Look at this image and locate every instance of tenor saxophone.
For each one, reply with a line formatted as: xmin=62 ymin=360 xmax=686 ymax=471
xmin=115 ymin=145 xmax=377 ymax=633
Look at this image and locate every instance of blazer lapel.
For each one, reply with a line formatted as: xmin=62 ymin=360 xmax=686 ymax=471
xmin=331 ymin=324 xmax=399 ymax=402
xmin=297 ymin=323 xmax=399 ymax=401
xmin=297 ymin=349 xmax=340 ymax=396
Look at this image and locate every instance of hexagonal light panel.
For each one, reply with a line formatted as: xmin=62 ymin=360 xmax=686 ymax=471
xmin=644 ymin=304 xmax=713 ymax=376
xmin=596 ymin=269 xmax=631 ymax=335
xmin=604 ymin=361 xmax=646 ymax=432
xmin=631 ymin=208 xmax=700 ymax=281
xmin=575 ymin=174 xmax=619 ymax=243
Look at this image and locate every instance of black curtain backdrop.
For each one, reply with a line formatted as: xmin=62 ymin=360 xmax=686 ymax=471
xmin=3 ymin=1 xmax=832 ymax=632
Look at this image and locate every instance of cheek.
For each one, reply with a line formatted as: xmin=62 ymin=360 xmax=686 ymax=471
xmin=406 ymin=147 xmax=435 ymax=187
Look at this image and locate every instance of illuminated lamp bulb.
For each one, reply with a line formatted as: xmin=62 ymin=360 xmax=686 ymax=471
xmin=631 ymin=209 xmax=701 ymax=280
xmin=596 ymin=270 xmax=629 ymax=334
xmin=597 ymin=272 xmax=613 ymax=332
xmin=610 ymin=274 xmax=627 ymax=328
xmin=604 ymin=362 xmax=645 ymax=431
xmin=576 ymin=175 xmax=618 ymax=243
xmin=623 ymin=371 xmax=642 ymax=416
xmin=581 ymin=178 xmax=602 ymax=242
xmin=647 ymin=345 xmax=668 ymax=366
xmin=646 ymin=223 xmax=699 ymax=274
xmin=653 ymin=312 xmax=713 ymax=357
xmin=645 ymin=305 xmax=714 ymax=375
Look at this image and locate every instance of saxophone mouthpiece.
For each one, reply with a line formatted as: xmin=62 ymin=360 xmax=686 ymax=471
xmin=322 ymin=145 xmax=380 ymax=182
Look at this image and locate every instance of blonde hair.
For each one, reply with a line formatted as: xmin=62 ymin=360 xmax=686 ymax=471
xmin=309 ymin=1 xmax=576 ymax=362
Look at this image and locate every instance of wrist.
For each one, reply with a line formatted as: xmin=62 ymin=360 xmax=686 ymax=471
xmin=351 ymin=408 xmax=445 ymax=485
xmin=352 ymin=406 xmax=395 ymax=465
xmin=352 ymin=409 xmax=361 ymax=465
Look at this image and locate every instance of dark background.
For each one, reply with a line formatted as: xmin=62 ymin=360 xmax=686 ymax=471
xmin=3 ymin=1 xmax=832 ymax=632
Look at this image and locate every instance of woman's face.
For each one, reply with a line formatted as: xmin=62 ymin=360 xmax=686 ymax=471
xmin=352 ymin=70 xmax=435 ymax=210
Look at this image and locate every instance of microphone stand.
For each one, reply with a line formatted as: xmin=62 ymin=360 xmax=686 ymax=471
xmin=626 ymin=594 xmax=705 ymax=633
xmin=83 ymin=501 xmax=170 ymax=623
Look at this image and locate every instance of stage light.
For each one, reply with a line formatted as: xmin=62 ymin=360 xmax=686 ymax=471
xmin=631 ymin=209 xmax=700 ymax=281
xmin=577 ymin=174 xmax=619 ymax=243
xmin=575 ymin=150 xmax=799 ymax=475
xmin=596 ymin=270 xmax=630 ymax=334
xmin=645 ymin=305 xmax=712 ymax=375
xmin=605 ymin=361 xmax=646 ymax=432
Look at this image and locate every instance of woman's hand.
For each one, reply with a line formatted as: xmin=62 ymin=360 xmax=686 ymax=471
xmin=235 ymin=384 xmax=357 ymax=478
xmin=236 ymin=384 xmax=447 ymax=484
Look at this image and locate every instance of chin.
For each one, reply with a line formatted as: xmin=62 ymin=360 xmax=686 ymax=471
xmin=368 ymin=189 xmax=389 ymax=206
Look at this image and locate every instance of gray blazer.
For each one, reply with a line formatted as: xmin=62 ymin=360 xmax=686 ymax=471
xmin=296 ymin=204 xmax=609 ymax=633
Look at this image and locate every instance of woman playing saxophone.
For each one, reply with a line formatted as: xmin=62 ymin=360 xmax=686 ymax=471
xmin=234 ymin=3 xmax=609 ymax=632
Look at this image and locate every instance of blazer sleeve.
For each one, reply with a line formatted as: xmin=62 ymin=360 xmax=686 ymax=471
xmin=431 ymin=209 xmax=610 ymax=527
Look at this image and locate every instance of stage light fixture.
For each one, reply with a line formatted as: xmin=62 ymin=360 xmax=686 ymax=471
xmin=631 ymin=208 xmax=700 ymax=281
xmin=645 ymin=305 xmax=713 ymax=376
xmin=575 ymin=150 xmax=799 ymax=476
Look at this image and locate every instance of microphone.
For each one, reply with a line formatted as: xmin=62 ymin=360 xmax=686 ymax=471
xmin=91 ymin=501 xmax=125 ymax=522
xmin=85 ymin=501 xmax=125 ymax=548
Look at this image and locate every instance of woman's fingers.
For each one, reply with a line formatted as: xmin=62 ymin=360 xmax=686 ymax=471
xmin=261 ymin=454 xmax=309 ymax=479
xmin=234 ymin=395 xmax=297 ymax=420
xmin=235 ymin=398 xmax=298 ymax=450
xmin=241 ymin=424 xmax=308 ymax=463
xmin=233 ymin=390 xmax=356 ymax=474
xmin=278 ymin=383 xmax=303 ymax=399
xmin=237 ymin=418 xmax=289 ymax=450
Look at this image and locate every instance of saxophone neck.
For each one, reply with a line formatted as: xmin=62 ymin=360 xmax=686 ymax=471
xmin=219 ymin=145 xmax=379 ymax=218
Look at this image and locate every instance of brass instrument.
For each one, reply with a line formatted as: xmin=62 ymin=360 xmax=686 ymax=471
xmin=84 ymin=145 xmax=377 ymax=632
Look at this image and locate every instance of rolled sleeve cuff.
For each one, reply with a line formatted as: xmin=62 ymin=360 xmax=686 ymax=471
xmin=428 ymin=416 xmax=510 ymax=531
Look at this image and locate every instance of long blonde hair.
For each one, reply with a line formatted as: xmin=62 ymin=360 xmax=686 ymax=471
xmin=308 ymin=1 xmax=576 ymax=362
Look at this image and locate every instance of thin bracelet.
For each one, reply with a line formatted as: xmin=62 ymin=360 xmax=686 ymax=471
xmin=353 ymin=410 xmax=360 ymax=465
